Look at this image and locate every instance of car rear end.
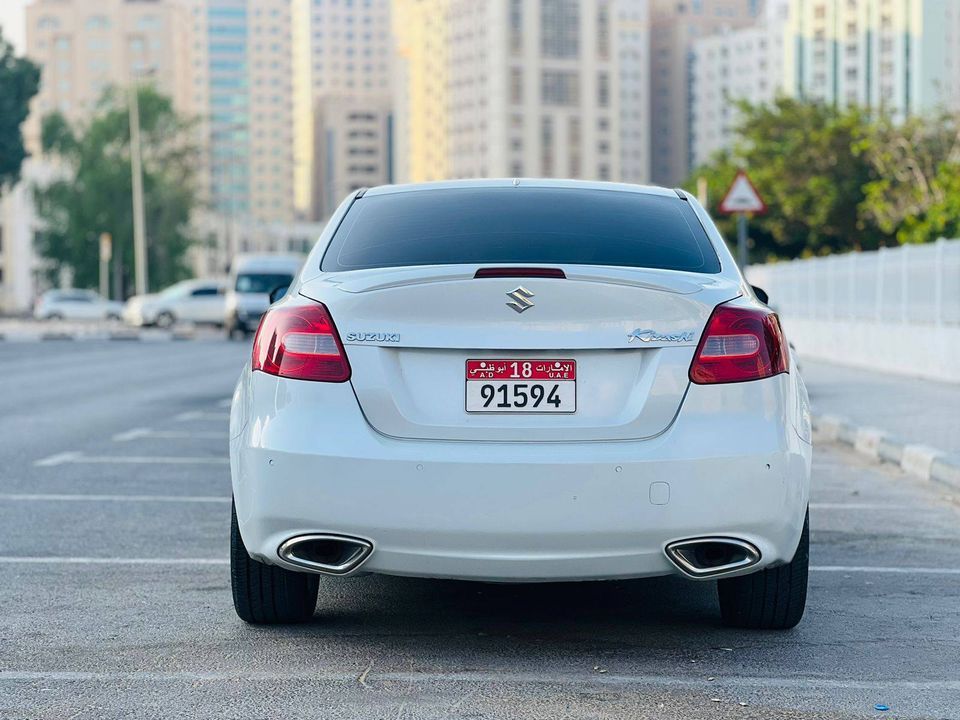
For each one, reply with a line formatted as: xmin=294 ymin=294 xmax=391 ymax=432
xmin=229 ymin=180 xmax=812 ymax=627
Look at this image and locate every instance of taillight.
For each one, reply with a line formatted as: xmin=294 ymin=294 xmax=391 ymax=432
xmin=689 ymin=303 xmax=788 ymax=384
xmin=252 ymin=304 xmax=351 ymax=382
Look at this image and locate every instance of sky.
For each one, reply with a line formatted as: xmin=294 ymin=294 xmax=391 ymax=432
xmin=0 ymin=0 xmax=28 ymax=53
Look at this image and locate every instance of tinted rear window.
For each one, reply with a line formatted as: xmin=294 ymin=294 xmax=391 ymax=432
xmin=321 ymin=188 xmax=720 ymax=274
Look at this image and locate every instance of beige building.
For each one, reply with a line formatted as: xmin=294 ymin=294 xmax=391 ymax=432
xmin=618 ymin=0 xmax=652 ymax=185
xmin=312 ymin=96 xmax=393 ymax=218
xmin=785 ymin=0 xmax=960 ymax=117
xmin=25 ymin=0 xmax=298 ymax=225
xmin=394 ymin=0 xmax=645 ymax=184
xmin=690 ymin=0 xmax=789 ymax=167
xmin=295 ymin=0 xmax=393 ymax=219
xmin=392 ymin=0 xmax=450 ymax=183
xmin=183 ymin=0 xmax=296 ymax=224
xmin=649 ymin=0 xmax=762 ymax=187
xmin=23 ymin=0 xmax=195 ymax=155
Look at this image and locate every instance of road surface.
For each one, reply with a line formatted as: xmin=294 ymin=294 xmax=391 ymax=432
xmin=1 ymin=341 xmax=958 ymax=719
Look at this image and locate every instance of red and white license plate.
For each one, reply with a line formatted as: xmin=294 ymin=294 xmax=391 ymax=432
xmin=465 ymin=359 xmax=576 ymax=413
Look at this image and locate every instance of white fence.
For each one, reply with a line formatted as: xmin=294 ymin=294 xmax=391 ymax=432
xmin=747 ymin=239 xmax=960 ymax=382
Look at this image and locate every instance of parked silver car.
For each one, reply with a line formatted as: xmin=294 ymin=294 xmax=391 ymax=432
xmin=123 ymin=279 xmax=226 ymax=328
xmin=33 ymin=289 xmax=123 ymax=321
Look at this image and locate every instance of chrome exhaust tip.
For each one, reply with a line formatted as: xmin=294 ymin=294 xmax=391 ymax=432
xmin=278 ymin=534 xmax=373 ymax=576
xmin=664 ymin=537 xmax=761 ymax=579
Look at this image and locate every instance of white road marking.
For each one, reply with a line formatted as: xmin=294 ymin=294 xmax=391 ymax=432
xmin=111 ymin=428 xmax=151 ymax=441
xmin=1 ymin=555 xmax=958 ymax=577
xmin=175 ymin=411 xmax=229 ymax=422
xmin=0 ymin=670 xmax=958 ymax=691
xmin=33 ymin=452 xmax=227 ymax=466
xmin=0 ymin=494 xmax=230 ymax=503
xmin=33 ymin=452 xmax=81 ymax=467
xmin=811 ymin=565 xmax=960 ymax=575
xmin=112 ymin=428 xmax=226 ymax=442
xmin=0 ymin=557 xmax=227 ymax=565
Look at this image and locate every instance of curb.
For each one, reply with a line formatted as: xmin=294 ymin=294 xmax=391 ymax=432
xmin=814 ymin=413 xmax=960 ymax=494
xmin=0 ymin=329 xmax=204 ymax=343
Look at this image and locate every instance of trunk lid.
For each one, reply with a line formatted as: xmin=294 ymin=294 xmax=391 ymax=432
xmin=300 ymin=265 xmax=740 ymax=441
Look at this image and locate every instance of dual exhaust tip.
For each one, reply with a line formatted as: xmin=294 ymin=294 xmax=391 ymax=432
xmin=278 ymin=534 xmax=373 ymax=576
xmin=664 ymin=537 xmax=761 ymax=579
xmin=278 ymin=533 xmax=760 ymax=580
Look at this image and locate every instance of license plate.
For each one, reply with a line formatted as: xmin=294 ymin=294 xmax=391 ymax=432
xmin=465 ymin=359 xmax=576 ymax=413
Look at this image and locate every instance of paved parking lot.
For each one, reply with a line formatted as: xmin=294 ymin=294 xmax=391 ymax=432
xmin=1 ymin=341 xmax=958 ymax=719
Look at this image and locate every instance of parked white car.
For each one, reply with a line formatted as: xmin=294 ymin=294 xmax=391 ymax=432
xmin=34 ymin=289 xmax=123 ymax=321
xmin=229 ymin=179 xmax=812 ymax=629
xmin=123 ymin=279 xmax=226 ymax=328
xmin=224 ymin=254 xmax=304 ymax=338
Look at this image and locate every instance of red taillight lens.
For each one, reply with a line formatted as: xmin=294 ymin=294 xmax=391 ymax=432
xmin=252 ymin=304 xmax=351 ymax=382
xmin=689 ymin=303 xmax=789 ymax=384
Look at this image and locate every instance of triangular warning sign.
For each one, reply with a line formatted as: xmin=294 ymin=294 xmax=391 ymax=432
xmin=718 ymin=171 xmax=767 ymax=214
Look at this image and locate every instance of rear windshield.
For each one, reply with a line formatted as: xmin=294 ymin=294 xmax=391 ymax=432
xmin=235 ymin=273 xmax=293 ymax=293
xmin=321 ymin=188 xmax=720 ymax=274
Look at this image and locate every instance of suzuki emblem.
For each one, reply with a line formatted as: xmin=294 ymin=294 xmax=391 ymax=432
xmin=506 ymin=287 xmax=535 ymax=313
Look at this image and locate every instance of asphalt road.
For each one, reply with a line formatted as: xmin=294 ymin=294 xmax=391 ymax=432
xmin=1 ymin=340 xmax=958 ymax=719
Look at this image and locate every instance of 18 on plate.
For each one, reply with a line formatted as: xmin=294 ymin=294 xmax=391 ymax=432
xmin=229 ymin=179 xmax=812 ymax=629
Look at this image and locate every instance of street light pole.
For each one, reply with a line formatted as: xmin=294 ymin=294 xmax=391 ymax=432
xmin=128 ymin=80 xmax=147 ymax=296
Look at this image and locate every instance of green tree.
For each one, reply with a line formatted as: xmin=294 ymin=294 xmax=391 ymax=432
xmin=0 ymin=27 xmax=40 ymax=188
xmin=33 ymin=85 xmax=197 ymax=296
xmin=687 ymin=98 xmax=895 ymax=261
xmin=859 ymin=110 xmax=960 ymax=244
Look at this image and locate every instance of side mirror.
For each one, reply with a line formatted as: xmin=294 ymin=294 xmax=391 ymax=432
xmin=751 ymin=285 xmax=769 ymax=305
xmin=268 ymin=284 xmax=289 ymax=304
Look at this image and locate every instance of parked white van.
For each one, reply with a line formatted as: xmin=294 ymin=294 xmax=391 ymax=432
xmin=225 ymin=254 xmax=304 ymax=338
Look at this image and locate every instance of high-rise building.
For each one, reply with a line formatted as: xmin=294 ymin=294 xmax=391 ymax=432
xmin=295 ymin=0 xmax=393 ymax=219
xmin=394 ymin=0 xmax=645 ymax=185
xmin=690 ymin=0 xmax=789 ymax=167
xmin=392 ymin=0 xmax=449 ymax=183
xmin=185 ymin=0 xmax=296 ymax=224
xmin=24 ymin=0 xmax=297 ymax=228
xmin=785 ymin=0 xmax=960 ymax=117
xmin=23 ymin=0 xmax=195 ymax=155
xmin=649 ymin=0 xmax=762 ymax=187
xmin=618 ymin=0 xmax=652 ymax=185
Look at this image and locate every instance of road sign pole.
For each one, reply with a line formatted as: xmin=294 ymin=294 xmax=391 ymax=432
xmin=128 ymin=82 xmax=148 ymax=296
xmin=99 ymin=233 xmax=113 ymax=300
xmin=737 ymin=213 xmax=748 ymax=269
xmin=718 ymin=171 xmax=765 ymax=271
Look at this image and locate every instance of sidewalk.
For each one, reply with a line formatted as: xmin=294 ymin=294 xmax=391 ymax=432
xmin=802 ymin=359 xmax=960 ymax=455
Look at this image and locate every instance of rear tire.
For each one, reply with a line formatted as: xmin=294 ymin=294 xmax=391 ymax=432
xmin=717 ymin=510 xmax=809 ymax=629
xmin=230 ymin=501 xmax=319 ymax=624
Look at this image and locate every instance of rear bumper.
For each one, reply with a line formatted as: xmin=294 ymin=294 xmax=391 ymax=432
xmin=230 ymin=372 xmax=811 ymax=582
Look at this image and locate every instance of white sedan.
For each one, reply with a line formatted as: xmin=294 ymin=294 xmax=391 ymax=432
xmin=34 ymin=289 xmax=123 ymax=321
xmin=229 ymin=179 xmax=812 ymax=629
xmin=123 ymin=279 xmax=225 ymax=328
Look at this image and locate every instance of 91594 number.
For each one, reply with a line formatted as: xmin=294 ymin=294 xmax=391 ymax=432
xmin=479 ymin=383 xmax=562 ymax=409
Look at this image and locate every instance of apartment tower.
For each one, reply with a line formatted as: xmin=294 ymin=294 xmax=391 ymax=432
xmin=786 ymin=0 xmax=960 ymax=117
xmin=293 ymin=0 xmax=393 ymax=219
xmin=649 ymin=0 xmax=762 ymax=186
xmin=394 ymin=0 xmax=649 ymax=184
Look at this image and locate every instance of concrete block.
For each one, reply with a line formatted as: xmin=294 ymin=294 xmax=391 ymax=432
xmin=901 ymin=444 xmax=943 ymax=480
xmin=854 ymin=427 xmax=888 ymax=459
